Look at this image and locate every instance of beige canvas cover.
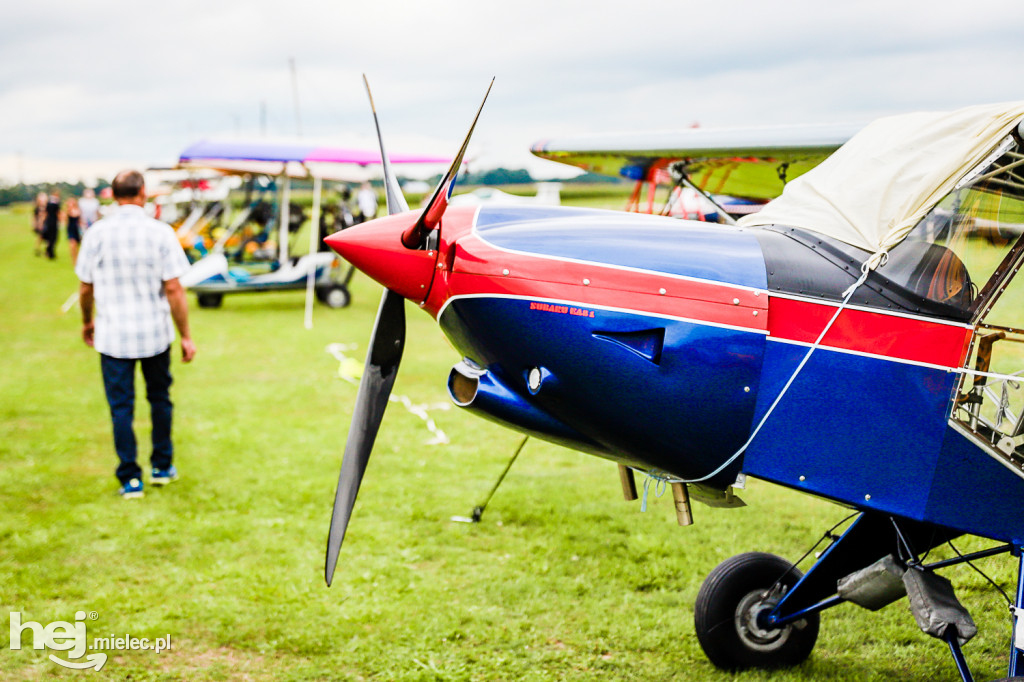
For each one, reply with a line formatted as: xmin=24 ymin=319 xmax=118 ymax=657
xmin=739 ymin=102 xmax=1024 ymax=262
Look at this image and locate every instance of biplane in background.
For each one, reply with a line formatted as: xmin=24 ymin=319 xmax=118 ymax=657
xmin=533 ymin=123 xmax=862 ymax=221
xmin=176 ymin=139 xmax=450 ymax=314
xmin=322 ymin=78 xmax=1024 ymax=681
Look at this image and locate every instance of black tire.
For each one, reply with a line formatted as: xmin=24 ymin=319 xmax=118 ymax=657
xmin=319 ymin=284 xmax=350 ymax=309
xmin=197 ymin=293 xmax=223 ymax=309
xmin=694 ymin=552 xmax=819 ymax=670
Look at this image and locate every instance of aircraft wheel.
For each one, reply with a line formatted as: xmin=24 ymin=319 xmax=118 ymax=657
xmin=197 ymin=293 xmax=223 ymax=309
xmin=694 ymin=552 xmax=818 ymax=670
xmin=319 ymin=285 xmax=351 ymax=309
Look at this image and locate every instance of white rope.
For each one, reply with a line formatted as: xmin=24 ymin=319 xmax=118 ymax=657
xmin=60 ymin=291 xmax=79 ymax=313
xmin=326 ymin=343 xmax=450 ymax=445
xmin=674 ymin=252 xmax=886 ymax=484
xmin=950 ymin=367 xmax=1024 ymax=383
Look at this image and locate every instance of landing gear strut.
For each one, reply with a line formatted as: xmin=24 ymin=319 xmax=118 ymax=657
xmin=696 ymin=512 xmax=1024 ymax=681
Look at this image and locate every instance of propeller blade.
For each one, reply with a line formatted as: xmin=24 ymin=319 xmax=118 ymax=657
xmin=325 ymin=288 xmax=406 ymax=586
xmin=363 ymin=75 xmax=410 ymax=216
xmin=402 ymin=78 xmax=495 ymax=248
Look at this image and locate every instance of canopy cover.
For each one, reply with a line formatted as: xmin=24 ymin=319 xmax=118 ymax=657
xmin=739 ymin=102 xmax=1024 ymax=257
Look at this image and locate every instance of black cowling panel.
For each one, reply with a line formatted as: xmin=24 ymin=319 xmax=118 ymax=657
xmin=755 ymin=225 xmax=972 ymax=322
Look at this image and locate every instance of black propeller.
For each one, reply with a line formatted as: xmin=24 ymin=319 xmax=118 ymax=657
xmin=402 ymin=77 xmax=494 ymax=249
xmin=325 ymin=76 xmax=493 ymax=586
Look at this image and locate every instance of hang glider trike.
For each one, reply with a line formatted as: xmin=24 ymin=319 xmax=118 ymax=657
xmin=322 ymin=80 xmax=1024 ymax=681
xmin=176 ymin=139 xmax=450 ymax=314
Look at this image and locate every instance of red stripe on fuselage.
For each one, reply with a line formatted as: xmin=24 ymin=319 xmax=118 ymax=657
xmin=444 ymin=274 xmax=767 ymax=331
xmin=453 ymin=233 xmax=766 ymax=310
xmin=766 ymin=296 xmax=972 ymax=368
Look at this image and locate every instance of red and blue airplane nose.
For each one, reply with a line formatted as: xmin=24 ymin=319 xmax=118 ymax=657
xmin=324 ymin=211 xmax=441 ymax=304
xmin=324 ymin=206 xmax=479 ymax=311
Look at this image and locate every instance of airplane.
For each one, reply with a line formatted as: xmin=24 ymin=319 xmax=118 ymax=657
xmin=321 ymin=78 xmax=1024 ymax=681
xmin=176 ymin=138 xmax=450 ymax=320
xmin=533 ymin=124 xmax=866 ymax=222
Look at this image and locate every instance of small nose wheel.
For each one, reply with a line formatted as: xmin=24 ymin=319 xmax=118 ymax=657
xmin=317 ymin=284 xmax=351 ymax=309
xmin=694 ymin=552 xmax=819 ymax=670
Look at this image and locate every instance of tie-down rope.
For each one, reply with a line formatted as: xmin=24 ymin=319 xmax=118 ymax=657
xmin=326 ymin=342 xmax=450 ymax=445
xmin=673 ymin=252 xmax=886 ymax=485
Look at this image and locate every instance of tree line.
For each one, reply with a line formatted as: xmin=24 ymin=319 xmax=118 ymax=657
xmin=0 ymin=168 xmax=622 ymax=207
xmin=0 ymin=180 xmax=111 ymax=207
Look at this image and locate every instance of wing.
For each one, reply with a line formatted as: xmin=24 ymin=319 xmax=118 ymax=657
xmin=531 ymin=123 xmax=861 ymax=201
xmin=178 ymin=138 xmax=450 ymax=181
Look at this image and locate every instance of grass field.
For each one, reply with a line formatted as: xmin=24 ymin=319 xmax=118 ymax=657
xmin=0 ymin=199 xmax=1020 ymax=681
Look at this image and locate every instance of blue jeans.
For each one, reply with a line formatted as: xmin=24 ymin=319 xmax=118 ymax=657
xmin=100 ymin=349 xmax=173 ymax=483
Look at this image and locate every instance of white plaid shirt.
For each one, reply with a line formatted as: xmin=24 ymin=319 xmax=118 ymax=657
xmin=75 ymin=204 xmax=191 ymax=359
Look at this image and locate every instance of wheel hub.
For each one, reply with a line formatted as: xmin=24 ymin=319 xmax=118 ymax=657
xmin=734 ymin=589 xmax=792 ymax=652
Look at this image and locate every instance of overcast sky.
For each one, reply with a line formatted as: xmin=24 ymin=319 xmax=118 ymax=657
xmin=2 ymin=0 xmax=1023 ymax=183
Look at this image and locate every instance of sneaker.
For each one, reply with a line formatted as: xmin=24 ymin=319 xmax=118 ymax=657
xmin=119 ymin=478 xmax=144 ymax=499
xmin=150 ymin=466 xmax=178 ymax=487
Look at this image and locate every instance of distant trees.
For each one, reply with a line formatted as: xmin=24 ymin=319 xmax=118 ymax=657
xmin=408 ymin=167 xmax=626 ymax=188
xmin=0 ymin=180 xmax=109 ymax=206
xmin=464 ymin=168 xmax=533 ymax=185
xmin=0 ymin=167 xmax=623 ymax=207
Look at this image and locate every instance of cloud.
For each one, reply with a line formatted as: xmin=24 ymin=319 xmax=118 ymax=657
xmin=2 ymin=0 xmax=1023 ymax=181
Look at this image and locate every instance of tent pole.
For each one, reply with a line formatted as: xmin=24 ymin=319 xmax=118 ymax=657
xmin=279 ymin=174 xmax=291 ymax=265
xmin=304 ymin=175 xmax=323 ymax=329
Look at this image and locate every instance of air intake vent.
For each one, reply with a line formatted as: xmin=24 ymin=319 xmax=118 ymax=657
xmin=592 ymin=328 xmax=665 ymax=364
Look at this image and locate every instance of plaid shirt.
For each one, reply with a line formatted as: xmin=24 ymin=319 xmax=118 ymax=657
xmin=75 ymin=204 xmax=190 ymax=359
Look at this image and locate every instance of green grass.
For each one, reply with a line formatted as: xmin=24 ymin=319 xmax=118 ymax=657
xmin=0 ymin=201 xmax=1020 ymax=681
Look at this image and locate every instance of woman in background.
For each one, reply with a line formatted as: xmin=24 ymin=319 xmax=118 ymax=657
xmin=32 ymin=192 xmax=47 ymax=256
xmin=65 ymin=196 xmax=82 ymax=265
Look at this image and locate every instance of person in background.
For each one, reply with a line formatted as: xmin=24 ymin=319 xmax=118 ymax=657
xmin=356 ymin=182 xmax=378 ymax=223
xmin=75 ymin=170 xmax=196 ymax=499
xmin=79 ymin=188 xmax=100 ymax=230
xmin=42 ymin=189 xmax=61 ymax=259
xmin=32 ymin=192 xmax=47 ymax=256
xmin=65 ymin=196 xmax=82 ymax=265
xmin=337 ymin=185 xmax=355 ymax=228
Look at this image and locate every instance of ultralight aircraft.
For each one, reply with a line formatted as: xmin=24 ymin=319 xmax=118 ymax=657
xmin=177 ymin=139 xmax=449 ymax=317
xmin=322 ymin=78 xmax=1024 ymax=681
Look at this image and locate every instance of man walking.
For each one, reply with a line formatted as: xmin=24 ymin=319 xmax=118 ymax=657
xmin=75 ymin=170 xmax=196 ymax=498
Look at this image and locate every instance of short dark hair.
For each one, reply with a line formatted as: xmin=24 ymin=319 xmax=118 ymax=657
xmin=112 ymin=170 xmax=145 ymax=199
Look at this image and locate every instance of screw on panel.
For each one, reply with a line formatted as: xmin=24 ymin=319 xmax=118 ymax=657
xmin=864 ymin=494 xmax=872 ymax=501
xmin=753 ymin=311 xmax=759 ymax=317
xmin=583 ymin=279 xmax=591 ymax=286
xmin=659 ymin=288 xmax=666 ymax=295
xmin=799 ymin=475 xmax=806 ymax=482
xmin=732 ymin=298 xmax=740 ymax=305
xmin=502 ymin=268 xmax=510 ymax=276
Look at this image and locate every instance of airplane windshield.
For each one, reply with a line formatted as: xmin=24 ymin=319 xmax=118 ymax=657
xmin=934 ymin=129 xmax=1024 ymax=470
xmin=886 ymin=133 xmax=1024 ymax=317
